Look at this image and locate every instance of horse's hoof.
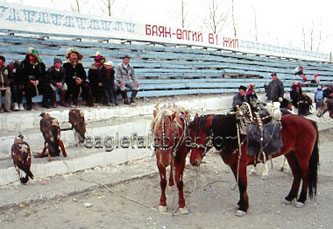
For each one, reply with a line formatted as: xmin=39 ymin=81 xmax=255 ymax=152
xmin=179 ymin=207 xmax=189 ymax=214
xmin=294 ymin=201 xmax=305 ymax=208
xmin=281 ymin=199 xmax=292 ymax=205
xmin=158 ymin=205 xmax=168 ymax=212
xmin=235 ymin=210 xmax=246 ymax=217
xmin=261 ymin=175 xmax=268 ymax=180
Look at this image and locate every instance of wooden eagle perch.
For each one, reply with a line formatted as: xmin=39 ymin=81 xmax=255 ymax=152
xmin=35 ymin=112 xmax=67 ymax=161
xmin=11 ymin=133 xmax=34 ymax=184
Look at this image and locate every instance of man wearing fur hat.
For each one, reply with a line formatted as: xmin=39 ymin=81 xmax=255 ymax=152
xmin=46 ymin=57 xmax=68 ymax=107
xmin=88 ymin=52 xmax=106 ymax=105
xmin=0 ymin=56 xmax=11 ymax=112
xmin=21 ymin=48 xmax=50 ymax=110
xmin=63 ymin=48 xmax=93 ymax=107
xmin=115 ymin=55 xmax=139 ymax=105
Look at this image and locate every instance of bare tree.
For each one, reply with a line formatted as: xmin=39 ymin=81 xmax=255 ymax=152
xmin=301 ymin=19 xmax=327 ymax=52
xmin=99 ymin=0 xmax=116 ymax=17
xmin=252 ymin=4 xmax=258 ymax=41
xmin=181 ymin=0 xmax=186 ymax=28
xmin=231 ymin=0 xmax=237 ymax=37
xmin=205 ymin=0 xmax=228 ymax=34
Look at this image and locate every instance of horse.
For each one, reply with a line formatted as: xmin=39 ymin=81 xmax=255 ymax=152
xmin=317 ymin=97 xmax=333 ymax=118
xmin=152 ymin=102 xmax=189 ymax=214
xmin=188 ymin=112 xmax=319 ymax=216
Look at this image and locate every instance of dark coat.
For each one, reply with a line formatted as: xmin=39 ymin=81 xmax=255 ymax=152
xmin=232 ymin=93 xmax=248 ymax=110
xmin=266 ymin=79 xmax=284 ymax=102
xmin=46 ymin=66 xmax=66 ymax=87
xmin=21 ymin=56 xmax=46 ymax=82
xmin=63 ymin=62 xmax=86 ymax=85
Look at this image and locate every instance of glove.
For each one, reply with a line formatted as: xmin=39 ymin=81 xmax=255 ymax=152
xmin=278 ymin=97 xmax=283 ymax=102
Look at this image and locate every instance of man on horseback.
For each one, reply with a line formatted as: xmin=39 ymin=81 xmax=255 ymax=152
xmin=232 ymin=85 xmax=248 ymax=111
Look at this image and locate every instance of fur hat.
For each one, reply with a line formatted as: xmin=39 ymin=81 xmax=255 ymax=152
xmin=291 ymin=81 xmax=302 ymax=89
xmin=27 ymin=47 xmax=41 ymax=62
xmin=94 ymin=51 xmax=105 ymax=63
xmin=66 ymin=48 xmax=83 ymax=60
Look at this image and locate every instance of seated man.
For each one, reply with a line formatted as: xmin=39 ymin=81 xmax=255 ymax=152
xmin=63 ymin=48 xmax=93 ymax=107
xmin=115 ymin=55 xmax=139 ymax=105
xmin=0 ymin=55 xmax=11 ymax=112
xmin=232 ymin=85 xmax=248 ymax=111
xmin=46 ymin=57 xmax=68 ymax=107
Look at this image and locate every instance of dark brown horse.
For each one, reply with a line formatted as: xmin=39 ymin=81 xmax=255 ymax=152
xmin=317 ymin=97 xmax=333 ymax=118
xmin=152 ymin=103 xmax=189 ymax=214
xmin=188 ymin=113 xmax=319 ymax=216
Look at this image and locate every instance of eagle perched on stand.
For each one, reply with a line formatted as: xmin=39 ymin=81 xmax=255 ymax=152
xmin=68 ymin=108 xmax=86 ymax=144
xmin=36 ymin=112 xmax=67 ymax=161
xmin=11 ymin=133 xmax=34 ymax=184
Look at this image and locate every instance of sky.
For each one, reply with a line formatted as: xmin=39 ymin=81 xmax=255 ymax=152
xmin=3 ymin=0 xmax=333 ymax=53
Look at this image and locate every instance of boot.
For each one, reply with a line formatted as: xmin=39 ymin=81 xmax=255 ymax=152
xmin=121 ymin=91 xmax=129 ymax=105
xmin=130 ymin=90 xmax=138 ymax=106
xmin=60 ymin=90 xmax=69 ymax=107
xmin=13 ymin=103 xmax=19 ymax=111
xmin=19 ymin=103 xmax=24 ymax=111
xmin=52 ymin=91 xmax=57 ymax=108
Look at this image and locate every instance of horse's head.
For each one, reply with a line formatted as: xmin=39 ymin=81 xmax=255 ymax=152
xmin=188 ymin=114 xmax=214 ymax=166
xmin=317 ymin=98 xmax=330 ymax=118
xmin=69 ymin=108 xmax=86 ymax=143
xmin=153 ymin=108 xmax=186 ymax=167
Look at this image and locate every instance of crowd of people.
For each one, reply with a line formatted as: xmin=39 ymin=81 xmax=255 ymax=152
xmin=0 ymin=48 xmax=139 ymax=112
xmin=233 ymin=70 xmax=330 ymax=116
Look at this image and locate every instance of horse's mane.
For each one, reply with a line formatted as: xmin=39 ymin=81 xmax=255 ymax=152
xmin=152 ymin=103 xmax=187 ymax=133
xmin=189 ymin=115 xmax=211 ymax=135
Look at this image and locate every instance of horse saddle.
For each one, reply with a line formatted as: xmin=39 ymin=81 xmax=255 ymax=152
xmin=246 ymin=108 xmax=283 ymax=157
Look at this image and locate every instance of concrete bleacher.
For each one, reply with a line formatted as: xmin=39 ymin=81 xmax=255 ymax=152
xmin=1 ymin=28 xmax=333 ymax=100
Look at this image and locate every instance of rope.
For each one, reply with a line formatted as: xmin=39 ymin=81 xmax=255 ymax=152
xmin=232 ymin=123 xmax=242 ymax=190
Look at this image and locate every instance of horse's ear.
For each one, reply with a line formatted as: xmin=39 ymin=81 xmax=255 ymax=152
xmin=195 ymin=113 xmax=199 ymax=118
xmin=171 ymin=112 xmax=177 ymax=122
xmin=153 ymin=108 xmax=157 ymax=118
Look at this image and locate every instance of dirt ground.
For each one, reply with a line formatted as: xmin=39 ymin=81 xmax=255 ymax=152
xmin=1 ymin=128 xmax=333 ymax=229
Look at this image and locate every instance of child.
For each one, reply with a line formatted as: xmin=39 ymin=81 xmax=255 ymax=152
xmin=314 ymin=85 xmax=323 ymax=109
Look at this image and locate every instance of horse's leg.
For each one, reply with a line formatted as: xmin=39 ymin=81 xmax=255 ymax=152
xmin=168 ymin=158 xmax=174 ymax=186
xmin=224 ymin=154 xmax=248 ymax=216
xmin=283 ymin=152 xmax=301 ymax=203
xmin=174 ymin=154 xmax=188 ymax=214
xmin=261 ymin=161 xmax=269 ymax=180
xmin=157 ymin=162 xmax=168 ymax=212
xmin=248 ymin=164 xmax=258 ymax=176
xmin=279 ymin=156 xmax=288 ymax=172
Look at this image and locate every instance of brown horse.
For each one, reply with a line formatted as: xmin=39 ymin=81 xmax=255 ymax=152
xmin=317 ymin=97 xmax=333 ymax=118
xmin=188 ymin=113 xmax=319 ymax=216
xmin=152 ymin=103 xmax=189 ymax=214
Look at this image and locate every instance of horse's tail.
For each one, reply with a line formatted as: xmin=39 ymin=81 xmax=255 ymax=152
xmin=308 ymin=121 xmax=319 ymax=199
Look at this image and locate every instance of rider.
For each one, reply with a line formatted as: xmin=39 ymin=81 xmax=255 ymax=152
xmin=232 ymin=85 xmax=248 ymax=111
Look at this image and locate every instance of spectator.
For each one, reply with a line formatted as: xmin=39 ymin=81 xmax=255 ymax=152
xmin=21 ymin=48 xmax=49 ymax=110
xmin=63 ymin=48 xmax=93 ymax=107
xmin=246 ymin=84 xmax=261 ymax=111
xmin=294 ymin=66 xmax=307 ymax=82
xmin=313 ymin=74 xmax=320 ymax=85
xmin=104 ymin=61 xmax=118 ymax=106
xmin=323 ymin=84 xmax=333 ymax=99
xmin=46 ymin=57 xmax=68 ymax=107
xmin=266 ymin=73 xmax=284 ymax=103
xmin=88 ymin=52 xmax=105 ymax=105
xmin=314 ymin=85 xmax=323 ymax=110
xmin=232 ymin=85 xmax=248 ymax=111
xmin=8 ymin=60 xmax=24 ymax=111
xmin=0 ymin=55 xmax=11 ymax=112
xmin=290 ymin=81 xmax=302 ymax=108
xmin=115 ymin=55 xmax=139 ymax=105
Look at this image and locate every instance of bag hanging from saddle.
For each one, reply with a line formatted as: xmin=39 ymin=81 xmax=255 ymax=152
xmin=246 ymin=106 xmax=283 ymax=157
